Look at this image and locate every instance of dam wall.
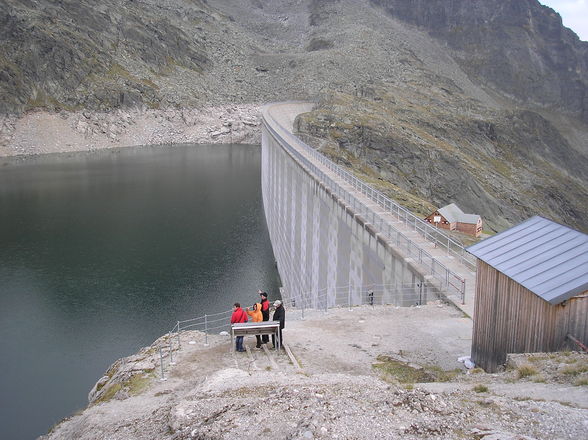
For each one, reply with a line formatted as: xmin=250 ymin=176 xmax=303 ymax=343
xmin=261 ymin=103 xmax=446 ymax=308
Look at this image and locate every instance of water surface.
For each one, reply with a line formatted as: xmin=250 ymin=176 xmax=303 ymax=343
xmin=0 ymin=144 xmax=280 ymax=439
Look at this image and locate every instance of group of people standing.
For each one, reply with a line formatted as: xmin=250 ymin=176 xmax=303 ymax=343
xmin=230 ymin=290 xmax=285 ymax=352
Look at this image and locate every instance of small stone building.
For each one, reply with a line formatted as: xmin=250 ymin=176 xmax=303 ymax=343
xmin=424 ymin=203 xmax=482 ymax=237
xmin=467 ymin=216 xmax=588 ymax=372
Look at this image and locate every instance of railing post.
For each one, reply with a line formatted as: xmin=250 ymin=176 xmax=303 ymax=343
xmin=301 ymin=296 xmax=305 ymax=320
xmin=159 ymin=348 xmax=166 ymax=381
xmin=348 ymin=285 xmax=352 ymax=310
xmin=204 ymin=314 xmax=209 ymax=346
xmin=169 ymin=331 xmax=175 ymax=365
xmin=177 ymin=321 xmax=181 ymax=350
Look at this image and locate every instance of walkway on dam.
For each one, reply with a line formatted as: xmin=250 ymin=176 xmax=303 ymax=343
xmin=263 ymin=102 xmax=477 ymax=317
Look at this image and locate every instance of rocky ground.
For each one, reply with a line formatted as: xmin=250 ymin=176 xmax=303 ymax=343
xmin=0 ymin=104 xmax=262 ymax=157
xmin=41 ymin=304 xmax=588 ymax=440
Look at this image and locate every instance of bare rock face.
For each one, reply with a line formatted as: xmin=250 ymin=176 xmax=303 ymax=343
xmin=370 ymin=0 xmax=588 ymax=122
xmin=0 ymin=0 xmax=208 ymax=114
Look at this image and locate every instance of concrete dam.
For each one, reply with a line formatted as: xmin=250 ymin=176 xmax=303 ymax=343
xmin=261 ymin=102 xmax=476 ymax=312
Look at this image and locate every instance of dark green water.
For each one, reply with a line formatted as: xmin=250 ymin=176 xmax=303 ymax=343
xmin=0 ymin=144 xmax=281 ymax=440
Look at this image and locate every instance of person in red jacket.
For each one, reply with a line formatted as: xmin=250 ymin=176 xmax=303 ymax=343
xmin=230 ymin=302 xmax=248 ymax=352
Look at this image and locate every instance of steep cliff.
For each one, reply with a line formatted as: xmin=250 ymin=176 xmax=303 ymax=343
xmin=370 ymin=0 xmax=588 ymax=122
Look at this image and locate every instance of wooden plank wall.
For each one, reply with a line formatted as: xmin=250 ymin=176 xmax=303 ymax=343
xmin=471 ymin=261 xmax=588 ymax=372
xmin=556 ymin=293 xmax=588 ymax=349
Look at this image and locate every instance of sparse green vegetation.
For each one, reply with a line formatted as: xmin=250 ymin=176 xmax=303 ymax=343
xmin=473 ymin=384 xmax=488 ymax=393
xmin=372 ymin=355 xmax=460 ymax=384
xmin=517 ymin=365 xmax=539 ymax=379
xmin=93 ymin=370 xmax=154 ymax=405
xmin=127 ymin=373 xmax=153 ymax=395
xmin=95 ymin=383 xmax=122 ymax=404
xmin=561 ymin=365 xmax=588 ymax=376
xmin=574 ymin=378 xmax=588 ymax=386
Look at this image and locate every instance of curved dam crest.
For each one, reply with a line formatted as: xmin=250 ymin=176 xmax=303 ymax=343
xmin=261 ymin=103 xmax=457 ymax=309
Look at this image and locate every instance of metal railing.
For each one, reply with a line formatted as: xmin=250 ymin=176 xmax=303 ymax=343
xmin=158 ymin=280 xmax=450 ymax=378
xmin=264 ymin=108 xmax=476 ymax=270
xmin=262 ymin=108 xmax=470 ymax=302
xmin=156 ymin=310 xmax=233 ymax=380
xmin=284 ymin=282 xmax=440 ymax=316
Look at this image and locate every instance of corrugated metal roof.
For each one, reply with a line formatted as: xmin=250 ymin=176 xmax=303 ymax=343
xmin=467 ymin=216 xmax=588 ymax=304
xmin=438 ymin=203 xmax=480 ymax=224
xmin=438 ymin=203 xmax=461 ymax=223
xmin=460 ymin=213 xmax=481 ymax=224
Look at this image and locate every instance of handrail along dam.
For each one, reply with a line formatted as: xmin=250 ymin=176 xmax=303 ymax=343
xmin=261 ymin=102 xmax=476 ymax=311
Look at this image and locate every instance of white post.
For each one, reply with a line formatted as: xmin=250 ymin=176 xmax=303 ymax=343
xmin=204 ymin=314 xmax=209 ymax=346
xmin=159 ymin=348 xmax=166 ymax=381
xmin=169 ymin=332 xmax=175 ymax=365
xmin=348 ymin=285 xmax=352 ymax=310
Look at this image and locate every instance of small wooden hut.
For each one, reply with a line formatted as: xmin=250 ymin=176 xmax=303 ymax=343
xmin=424 ymin=203 xmax=482 ymax=237
xmin=467 ymin=216 xmax=588 ymax=372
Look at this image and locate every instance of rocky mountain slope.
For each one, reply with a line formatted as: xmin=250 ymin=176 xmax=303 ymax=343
xmin=371 ymin=0 xmax=588 ymax=123
xmin=1 ymin=0 xmax=587 ymax=232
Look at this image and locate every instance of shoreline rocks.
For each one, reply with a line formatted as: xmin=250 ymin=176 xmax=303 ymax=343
xmin=0 ymin=105 xmax=263 ymax=158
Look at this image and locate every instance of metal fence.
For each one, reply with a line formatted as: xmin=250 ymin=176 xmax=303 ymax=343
xmin=263 ymin=108 xmax=472 ymax=303
xmin=283 ymin=282 xmax=440 ymax=316
xmin=158 ymin=281 xmax=448 ymax=378
xmin=156 ymin=310 xmax=234 ymax=380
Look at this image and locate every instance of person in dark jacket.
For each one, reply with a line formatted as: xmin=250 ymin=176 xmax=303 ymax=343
xmin=230 ymin=302 xmax=248 ymax=352
xmin=272 ymin=300 xmax=285 ymax=349
xmin=259 ymin=290 xmax=270 ymax=344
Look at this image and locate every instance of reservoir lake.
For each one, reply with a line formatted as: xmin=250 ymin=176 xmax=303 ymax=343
xmin=0 ymin=144 xmax=281 ymax=440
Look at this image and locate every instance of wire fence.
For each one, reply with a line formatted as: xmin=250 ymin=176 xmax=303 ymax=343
xmin=262 ymin=106 xmax=475 ymax=303
xmin=156 ymin=281 xmax=447 ymax=378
